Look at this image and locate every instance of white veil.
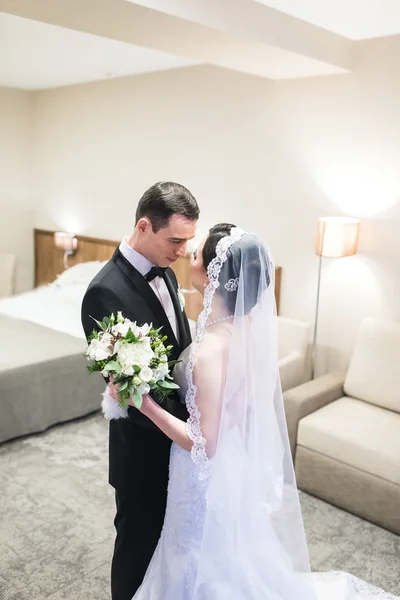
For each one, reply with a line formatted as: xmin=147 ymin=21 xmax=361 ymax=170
xmin=183 ymin=227 xmax=317 ymax=599
xmin=133 ymin=226 xmax=397 ymax=600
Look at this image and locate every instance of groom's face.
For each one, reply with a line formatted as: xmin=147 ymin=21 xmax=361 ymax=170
xmin=142 ymin=214 xmax=197 ymax=267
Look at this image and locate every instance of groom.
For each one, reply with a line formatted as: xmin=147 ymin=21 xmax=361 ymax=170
xmin=81 ymin=182 xmax=199 ymax=600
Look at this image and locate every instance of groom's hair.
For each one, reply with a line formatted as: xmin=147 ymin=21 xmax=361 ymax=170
xmin=135 ymin=182 xmax=199 ymax=232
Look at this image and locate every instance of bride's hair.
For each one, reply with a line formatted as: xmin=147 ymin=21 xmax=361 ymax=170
xmin=202 ymin=223 xmax=237 ymax=270
xmin=203 ymin=223 xmax=271 ymax=316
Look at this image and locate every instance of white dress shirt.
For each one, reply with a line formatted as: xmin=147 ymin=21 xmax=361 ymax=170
xmin=119 ymin=237 xmax=179 ymax=342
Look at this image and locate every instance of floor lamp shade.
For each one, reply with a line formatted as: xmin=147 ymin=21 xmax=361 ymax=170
xmin=312 ymin=217 xmax=361 ymax=378
xmin=316 ymin=217 xmax=360 ymax=258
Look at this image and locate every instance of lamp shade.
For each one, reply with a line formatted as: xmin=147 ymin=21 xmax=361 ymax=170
xmin=54 ymin=232 xmax=78 ymax=252
xmin=316 ymin=217 xmax=360 ymax=258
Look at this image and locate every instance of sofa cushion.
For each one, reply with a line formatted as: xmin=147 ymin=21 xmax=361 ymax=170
xmin=297 ymin=396 xmax=400 ymax=485
xmin=344 ymin=317 xmax=400 ymax=413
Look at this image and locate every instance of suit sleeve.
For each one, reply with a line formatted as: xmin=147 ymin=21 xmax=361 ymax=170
xmin=81 ymin=284 xmax=125 ymax=339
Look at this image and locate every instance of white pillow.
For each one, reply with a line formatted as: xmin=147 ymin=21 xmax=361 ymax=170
xmin=53 ymin=261 xmax=107 ymax=287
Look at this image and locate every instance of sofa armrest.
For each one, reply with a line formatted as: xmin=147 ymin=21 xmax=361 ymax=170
xmin=279 ymin=352 xmax=303 ymax=393
xmin=283 ymin=370 xmax=346 ymax=460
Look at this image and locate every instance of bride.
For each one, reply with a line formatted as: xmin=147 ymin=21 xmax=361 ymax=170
xmin=110 ymin=224 xmax=397 ymax=600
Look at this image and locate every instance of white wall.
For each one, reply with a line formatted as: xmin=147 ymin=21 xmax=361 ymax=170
xmin=32 ymin=66 xmax=274 ymax=240
xmin=0 ymin=87 xmax=34 ymax=292
xmin=268 ymin=36 xmax=400 ymax=372
xmin=15 ymin=36 xmax=400 ymax=370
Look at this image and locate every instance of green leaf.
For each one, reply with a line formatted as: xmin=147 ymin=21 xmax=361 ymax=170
xmin=103 ymin=317 xmax=112 ymax=329
xmin=118 ymin=380 xmax=129 ymax=392
xmin=102 ymin=361 xmax=121 ymax=373
xmin=113 ymin=374 xmax=126 ymax=385
xmin=87 ymin=362 xmax=102 ymax=373
xmin=152 ymin=387 xmax=170 ymax=403
xmin=131 ymin=388 xmax=143 ymax=409
xmin=117 ymin=396 xmax=129 ymax=409
xmin=151 ymin=326 xmax=163 ymax=334
xmin=116 ymin=385 xmax=131 ymax=407
xmin=89 ymin=315 xmax=107 ymax=331
xmin=124 ymin=328 xmax=139 ymax=343
xmin=87 ymin=329 xmax=99 ymax=342
xmin=167 ymin=359 xmax=181 ymax=367
xmin=158 ymin=379 xmax=180 ymax=390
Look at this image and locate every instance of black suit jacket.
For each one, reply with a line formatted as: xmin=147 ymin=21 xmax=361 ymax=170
xmin=81 ymin=247 xmax=191 ymax=490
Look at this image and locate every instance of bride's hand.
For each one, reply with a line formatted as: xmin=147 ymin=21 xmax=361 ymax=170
xmin=108 ymin=375 xmax=119 ymax=401
xmin=129 ymin=393 xmax=152 ymax=413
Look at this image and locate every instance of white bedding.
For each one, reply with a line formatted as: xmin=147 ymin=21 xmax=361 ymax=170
xmin=0 ymin=261 xmax=107 ymax=340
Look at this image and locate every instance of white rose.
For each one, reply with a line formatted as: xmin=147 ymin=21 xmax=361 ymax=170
xmin=111 ymin=322 xmax=124 ymax=337
xmin=113 ymin=339 xmax=122 ymax=354
xmin=137 ymin=382 xmax=150 ymax=395
xmin=112 ymin=319 xmax=139 ymax=338
xmin=137 ymin=323 xmax=152 ymax=337
xmin=139 ymin=366 xmax=153 ymax=382
xmin=131 ymin=322 xmax=142 ymax=337
xmin=101 ymin=332 xmax=114 ymax=345
xmin=117 ymin=339 xmax=154 ymax=375
xmin=152 ymin=359 xmax=169 ymax=381
xmin=88 ymin=335 xmax=114 ymax=361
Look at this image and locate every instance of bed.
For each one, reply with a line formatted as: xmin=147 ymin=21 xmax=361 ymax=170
xmin=0 ymin=260 xmax=108 ymax=444
xmin=0 ymin=229 xmax=283 ymax=444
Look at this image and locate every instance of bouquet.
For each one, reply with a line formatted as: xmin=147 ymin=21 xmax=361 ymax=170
xmin=84 ymin=311 xmax=179 ymax=414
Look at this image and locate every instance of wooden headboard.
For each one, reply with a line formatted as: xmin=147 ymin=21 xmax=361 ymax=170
xmin=34 ymin=229 xmax=119 ymax=288
xmin=34 ymin=229 xmax=282 ymax=319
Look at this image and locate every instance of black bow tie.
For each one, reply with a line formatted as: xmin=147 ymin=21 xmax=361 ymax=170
xmin=145 ymin=266 xmax=167 ymax=282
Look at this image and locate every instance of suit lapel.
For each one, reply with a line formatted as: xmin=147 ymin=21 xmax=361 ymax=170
xmin=164 ymin=271 xmax=192 ymax=351
xmin=112 ymin=249 xmax=180 ymax=357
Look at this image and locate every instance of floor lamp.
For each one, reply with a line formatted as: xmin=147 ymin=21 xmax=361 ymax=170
xmin=312 ymin=217 xmax=361 ymax=379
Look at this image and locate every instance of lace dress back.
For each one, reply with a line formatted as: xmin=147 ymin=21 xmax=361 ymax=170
xmin=132 ymin=351 xmax=398 ymax=600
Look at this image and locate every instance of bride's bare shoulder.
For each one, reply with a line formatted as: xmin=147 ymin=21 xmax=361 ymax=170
xmin=195 ymin=326 xmax=232 ymax=363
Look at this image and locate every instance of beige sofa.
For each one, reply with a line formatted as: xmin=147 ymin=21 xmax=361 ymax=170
xmin=284 ymin=317 xmax=400 ymax=534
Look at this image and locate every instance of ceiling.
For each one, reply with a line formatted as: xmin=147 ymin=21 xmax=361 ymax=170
xmin=0 ymin=13 xmax=197 ymax=90
xmin=257 ymin=0 xmax=400 ymax=40
xmin=0 ymin=0 xmax=398 ymax=90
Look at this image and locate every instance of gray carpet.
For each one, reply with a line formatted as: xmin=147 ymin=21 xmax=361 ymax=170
xmin=0 ymin=413 xmax=399 ymax=599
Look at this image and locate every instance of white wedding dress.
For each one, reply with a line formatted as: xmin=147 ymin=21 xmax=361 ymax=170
xmin=133 ymin=345 xmax=398 ymax=600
